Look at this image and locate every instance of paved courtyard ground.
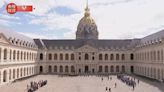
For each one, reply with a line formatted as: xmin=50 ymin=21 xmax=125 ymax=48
xmin=0 ymin=75 xmax=164 ymax=92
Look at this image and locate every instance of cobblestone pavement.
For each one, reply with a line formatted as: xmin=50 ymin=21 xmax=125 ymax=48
xmin=0 ymin=75 xmax=163 ymax=92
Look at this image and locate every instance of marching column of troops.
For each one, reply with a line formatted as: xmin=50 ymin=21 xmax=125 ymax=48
xmin=117 ymin=74 xmax=139 ymax=90
xmin=27 ymin=80 xmax=47 ymax=92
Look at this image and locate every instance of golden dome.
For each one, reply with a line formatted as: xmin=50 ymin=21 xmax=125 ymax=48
xmin=79 ymin=1 xmax=96 ymax=26
xmin=76 ymin=0 xmax=98 ymax=40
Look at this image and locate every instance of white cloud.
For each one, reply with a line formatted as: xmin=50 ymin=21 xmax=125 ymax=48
xmin=0 ymin=0 xmax=5 ymax=8
xmin=0 ymin=14 xmax=20 ymax=20
xmin=29 ymin=12 xmax=81 ymax=31
xmin=0 ymin=19 xmax=10 ymax=26
xmin=1 ymin=0 xmax=164 ymax=39
xmin=18 ymin=32 xmax=58 ymax=39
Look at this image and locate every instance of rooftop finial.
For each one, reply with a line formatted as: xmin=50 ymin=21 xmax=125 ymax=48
xmin=84 ymin=0 xmax=90 ymax=17
xmin=86 ymin=0 xmax=88 ymax=9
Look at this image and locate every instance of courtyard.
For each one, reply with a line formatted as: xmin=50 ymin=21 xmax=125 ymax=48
xmin=0 ymin=75 xmax=164 ymax=92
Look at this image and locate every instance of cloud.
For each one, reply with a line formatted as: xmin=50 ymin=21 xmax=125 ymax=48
xmin=18 ymin=32 xmax=58 ymax=39
xmin=1 ymin=0 xmax=164 ymax=39
xmin=29 ymin=12 xmax=81 ymax=31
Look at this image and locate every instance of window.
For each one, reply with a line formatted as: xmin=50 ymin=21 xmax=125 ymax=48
xmin=121 ymin=54 xmax=125 ymax=60
xmin=40 ymin=53 xmax=43 ymax=60
xmin=48 ymin=53 xmax=52 ymax=60
xmin=130 ymin=53 xmax=134 ymax=60
xmin=60 ymin=54 xmax=63 ymax=60
xmin=110 ymin=54 xmax=114 ymax=60
xmin=116 ymin=54 xmax=119 ymax=60
xmin=105 ymin=54 xmax=108 ymax=60
xmin=99 ymin=54 xmax=102 ymax=60
xmin=99 ymin=66 xmax=102 ymax=72
xmin=17 ymin=51 xmax=19 ymax=60
xmin=85 ymin=53 xmax=89 ymax=60
xmin=65 ymin=54 xmax=69 ymax=60
xmin=71 ymin=54 xmax=74 ymax=60
xmin=4 ymin=49 xmax=7 ymax=60
xmin=54 ymin=54 xmax=57 ymax=60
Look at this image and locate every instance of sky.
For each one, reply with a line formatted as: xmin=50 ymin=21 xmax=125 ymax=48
xmin=0 ymin=0 xmax=164 ymax=39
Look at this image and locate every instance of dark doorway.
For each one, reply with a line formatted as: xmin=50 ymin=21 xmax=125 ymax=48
xmin=131 ymin=66 xmax=134 ymax=73
xmin=40 ymin=66 xmax=43 ymax=73
xmin=48 ymin=66 xmax=52 ymax=73
xmin=85 ymin=66 xmax=89 ymax=73
xmin=79 ymin=69 xmax=81 ymax=73
xmin=92 ymin=69 xmax=95 ymax=73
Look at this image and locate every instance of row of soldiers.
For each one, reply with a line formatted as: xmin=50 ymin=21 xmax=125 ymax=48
xmin=27 ymin=80 xmax=47 ymax=92
xmin=117 ymin=74 xmax=137 ymax=90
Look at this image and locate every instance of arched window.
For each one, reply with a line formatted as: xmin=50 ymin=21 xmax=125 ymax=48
xmin=65 ymin=66 xmax=69 ymax=73
xmin=20 ymin=68 xmax=23 ymax=77
xmin=13 ymin=50 xmax=16 ymax=60
xmin=60 ymin=54 xmax=63 ymax=60
xmin=17 ymin=68 xmax=19 ymax=78
xmin=48 ymin=53 xmax=52 ymax=60
xmin=27 ymin=52 xmax=29 ymax=60
xmin=116 ymin=66 xmax=119 ymax=72
xmin=17 ymin=51 xmax=19 ymax=60
xmin=48 ymin=66 xmax=52 ymax=73
xmin=54 ymin=54 xmax=57 ymax=60
xmin=110 ymin=54 xmax=114 ymax=60
xmin=154 ymin=51 xmax=156 ymax=61
xmin=40 ymin=53 xmax=43 ymax=60
xmin=65 ymin=54 xmax=69 ymax=60
xmin=29 ymin=53 xmax=31 ymax=60
xmin=99 ymin=66 xmax=102 ymax=72
xmin=105 ymin=54 xmax=108 ymax=60
xmin=85 ymin=53 xmax=89 ymax=60
xmin=116 ymin=54 xmax=119 ymax=60
xmin=60 ymin=66 xmax=63 ymax=72
xmin=130 ymin=53 xmax=134 ymax=60
xmin=9 ymin=50 xmax=12 ymax=60
xmin=24 ymin=52 xmax=26 ymax=60
xmin=54 ymin=66 xmax=57 ymax=72
xmin=110 ymin=66 xmax=114 ymax=73
xmin=3 ymin=70 xmax=7 ymax=82
xmin=21 ymin=51 xmax=23 ymax=60
xmin=4 ymin=49 xmax=7 ymax=60
xmin=39 ymin=66 xmax=43 ymax=73
xmin=122 ymin=65 xmax=125 ymax=73
xmin=13 ymin=69 xmax=15 ymax=79
xmin=70 ymin=54 xmax=74 ymax=60
xmin=99 ymin=54 xmax=102 ymax=60
xmin=157 ymin=50 xmax=160 ymax=61
xmin=121 ymin=54 xmax=125 ymax=60
xmin=71 ymin=66 xmax=75 ymax=73
xmin=105 ymin=66 xmax=108 ymax=73
xmin=161 ymin=50 xmax=163 ymax=61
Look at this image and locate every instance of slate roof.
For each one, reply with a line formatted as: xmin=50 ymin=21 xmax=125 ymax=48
xmin=1 ymin=28 xmax=163 ymax=50
xmin=34 ymin=39 xmax=139 ymax=50
xmin=141 ymin=29 xmax=164 ymax=44
xmin=0 ymin=28 xmax=36 ymax=45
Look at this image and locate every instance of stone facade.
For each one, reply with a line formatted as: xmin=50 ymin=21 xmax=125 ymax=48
xmin=0 ymin=5 xmax=164 ymax=86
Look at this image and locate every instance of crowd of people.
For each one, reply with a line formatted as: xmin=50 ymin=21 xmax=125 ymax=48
xmin=117 ymin=74 xmax=138 ymax=90
xmin=27 ymin=80 xmax=47 ymax=92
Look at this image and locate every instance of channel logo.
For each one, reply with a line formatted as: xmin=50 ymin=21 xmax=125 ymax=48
xmin=6 ymin=3 xmax=34 ymax=14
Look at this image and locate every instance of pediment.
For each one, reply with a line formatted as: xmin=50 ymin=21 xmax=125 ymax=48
xmin=76 ymin=44 xmax=98 ymax=52
xmin=0 ymin=33 xmax=10 ymax=44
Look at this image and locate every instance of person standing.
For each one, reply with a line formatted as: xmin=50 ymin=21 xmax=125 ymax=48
xmin=115 ymin=83 xmax=117 ymax=88
xmin=106 ymin=87 xmax=108 ymax=91
xmin=109 ymin=88 xmax=111 ymax=92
